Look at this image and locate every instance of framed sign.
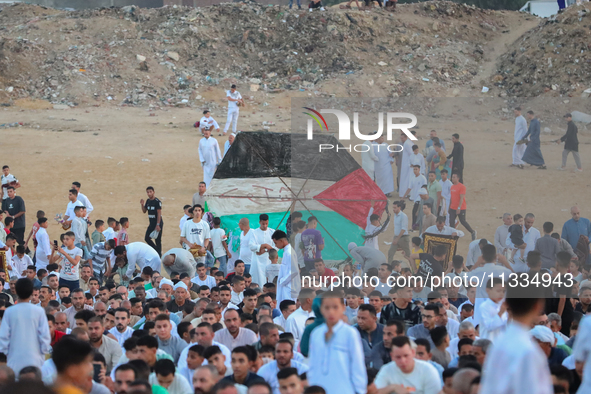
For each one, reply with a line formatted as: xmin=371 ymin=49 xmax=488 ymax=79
xmin=422 ymin=233 xmax=459 ymax=271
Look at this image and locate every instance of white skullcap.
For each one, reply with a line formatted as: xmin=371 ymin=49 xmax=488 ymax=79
xmin=348 ymin=242 xmax=357 ymax=251
xmin=173 ymin=281 xmax=188 ymax=291
xmin=159 ymin=278 xmax=174 ymax=288
xmin=530 ymin=325 xmax=554 ymax=344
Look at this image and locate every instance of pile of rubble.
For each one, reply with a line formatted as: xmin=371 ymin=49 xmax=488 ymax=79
xmin=0 ymin=1 xmax=515 ymax=107
xmin=493 ymin=4 xmax=591 ymax=97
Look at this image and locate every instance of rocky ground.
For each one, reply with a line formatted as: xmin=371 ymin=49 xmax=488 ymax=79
xmin=0 ymin=0 xmax=550 ymax=111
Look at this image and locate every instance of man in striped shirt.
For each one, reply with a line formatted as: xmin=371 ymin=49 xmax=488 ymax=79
xmin=88 ymin=239 xmax=115 ymax=284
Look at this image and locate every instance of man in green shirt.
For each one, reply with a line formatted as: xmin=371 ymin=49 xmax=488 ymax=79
xmin=427 ymin=171 xmax=442 ymax=215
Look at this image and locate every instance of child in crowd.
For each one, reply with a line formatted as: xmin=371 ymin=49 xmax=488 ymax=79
xmin=570 ymin=259 xmax=583 ymax=283
xmin=179 ymin=205 xmax=192 ymax=231
xmin=293 ymin=221 xmax=306 ymax=269
xmin=345 ymin=287 xmax=361 ymax=323
xmin=92 ymin=220 xmax=106 ymax=245
xmin=10 ymin=244 xmax=32 ymax=278
xmin=117 ymin=217 xmax=129 ymax=246
xmin=210 ymin=217 xmax=230 ymax=275
xmin=266 ymin=249 xmax=280 ymax=284
xmin=103 ymin=217 xmax=117 ymax=242
xmin=478 ymin=278 xmax=508 ymax=342
xmin=507 ymin=214 xmax=526 ymax=263
xmin=410 ymin=237 xmax=423 ymax=271
xmin=4 ymin=217 xmax=14 ymax=236
xmin=199 ymin=110 xmax=221 ymax=136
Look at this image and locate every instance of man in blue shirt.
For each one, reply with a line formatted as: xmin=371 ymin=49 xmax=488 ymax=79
xmin=561 ymin=206 xmax=591 ymax=262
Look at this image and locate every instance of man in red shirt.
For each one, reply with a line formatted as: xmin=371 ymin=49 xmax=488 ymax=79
xmin=449 ymin=173 xmax=476 ymax=241
xmin=48 ymin=313 xmax=66 ymax=346
xmin=314 ymin=258 xmax=336 ymax=281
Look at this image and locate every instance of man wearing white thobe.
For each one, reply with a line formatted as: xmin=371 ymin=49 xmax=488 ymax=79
xmin=361 ymin=137 xmax=379 ymax=181
xmin=0 ymin=283 xmax=51 ymax=375
xmin=374 ymin=138 xmax=395 ymax=196
xmin=199 ymin=129 xmax=222 ymax=187
xmin=238 ymin=218 xmax=253 ymax=274
xmin=398 ymin=134 xmax=414 ymax=198
xmin=271 ymin=230 xmax=301 ymax=304
xmin=223 ymin=85 xmax=243 ymax=134
xmin=249 ymin=215 xmax=277 ymax=287
xmin=512 ymin=107 xmax=528 ymax=166
xmin=439 ymin=171 xmax=453 ymax=225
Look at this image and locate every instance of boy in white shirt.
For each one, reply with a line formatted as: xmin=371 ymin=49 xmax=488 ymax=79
xmin=210 ymin=217 xmax=231 ymax=275
xmin=199 ymin=110 xmax=221 ymax=136
xmin=180 ymin=204 xmax=211 ymax=265
xmin=179 ymin=205 xmax=192 ymax=231
xmin=10 ymin=245 xmax=31 ymax=278
xmin=51 ymin=231 xmax=83 ymax=291
xmin=265 ymin=249 xmax=281 ymax=284
xmin=479 ymin=278 xmax=508 ymax=342
xmin=103 ymin=217 xmax=117 ymax=241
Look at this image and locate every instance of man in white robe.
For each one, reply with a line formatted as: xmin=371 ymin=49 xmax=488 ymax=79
xmin=115 ymin=242 xmax=162 ymax=281
xmin=271 ymin=230 xmax=301 ymax=304
xmin=198 ymin=129 xmax=222 ymax=187
xmin=398 ymin=134 xmax=415 ymax=198
xmin=249 ymin=214 xmax=277 ymax=287
xmin=374 ymin=136 xmax=395 ymax=196
xmin=361 ymin=136 xmax=378 ymax=181
xmin=512 ymin=107 xmax=528 ymax=167
xmin=0 ymin=278 xmax=51 ymax=375
xmin=238 ymin=218 xmax=253 ymax=274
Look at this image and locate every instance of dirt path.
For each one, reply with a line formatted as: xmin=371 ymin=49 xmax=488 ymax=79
xmin=472 ymin=13 xmax=540 ymax=83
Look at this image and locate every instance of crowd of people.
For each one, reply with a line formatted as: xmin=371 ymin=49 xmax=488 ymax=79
xmin=0 ymin=112 xmax=589 ymax=394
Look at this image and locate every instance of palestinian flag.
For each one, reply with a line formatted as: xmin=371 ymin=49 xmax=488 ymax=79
xmin=206 ymin=132 xmax=387 ymax=263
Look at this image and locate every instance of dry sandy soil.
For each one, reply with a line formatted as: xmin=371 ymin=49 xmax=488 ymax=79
xmin=1 ymin=96 xmax=589 ymax=264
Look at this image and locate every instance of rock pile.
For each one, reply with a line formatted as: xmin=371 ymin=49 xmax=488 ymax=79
xmin=493 ymin=5 xmax=591 ymax=97
xmin=0 ymin=1 xmax=518 ymax=107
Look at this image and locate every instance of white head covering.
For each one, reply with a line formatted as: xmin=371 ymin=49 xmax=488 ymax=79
xmin=173 ymin=281 xmax=188 ymax=291
xmin=159 ymin=278 xmax=174 ymax=289
xmin=348 ymin=242 xmax=357 ymax=251
xmin=530 ymin=325 xmax=554 ymax=344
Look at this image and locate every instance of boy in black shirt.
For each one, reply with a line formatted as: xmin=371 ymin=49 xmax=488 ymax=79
xmin=140 ymin=186 xmax=163 ymax=256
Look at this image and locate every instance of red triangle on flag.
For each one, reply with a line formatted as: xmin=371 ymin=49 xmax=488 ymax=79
xmin=313 ymin=168 xmax=388 ymax=228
